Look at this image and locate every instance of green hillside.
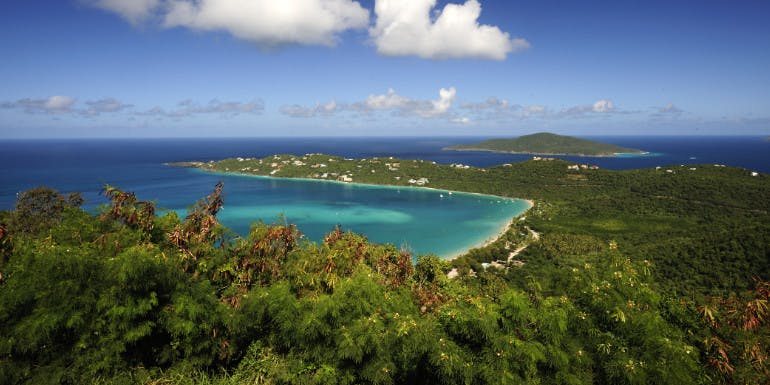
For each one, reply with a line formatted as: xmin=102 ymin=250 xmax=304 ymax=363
xmin=1 ymin=156 xmax=768 ymax=384
xmin=446 ymin=132 xmax=646 ymax=156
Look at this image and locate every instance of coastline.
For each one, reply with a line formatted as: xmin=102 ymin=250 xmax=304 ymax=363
xmin=444 ymin=199 xmax=534 ymax=260
xmin=187 ymin=166 xmax=529 ymax=203
xmin=184 ymin=166 xmax=534 ymax=259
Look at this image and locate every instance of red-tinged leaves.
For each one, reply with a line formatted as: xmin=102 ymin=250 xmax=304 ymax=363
xmin=167 ymin=182 xmax=226 ymax=261
xmin=100 ymin=184 xmax=155 ymax=234
xmin=702 ymin=280 xmax=770 ymax=383
xmin=377 ymin=250 xmax=414 ymax=288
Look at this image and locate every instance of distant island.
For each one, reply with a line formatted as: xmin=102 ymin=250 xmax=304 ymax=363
xmin=445 ymin=132 xmax=647 ymax=157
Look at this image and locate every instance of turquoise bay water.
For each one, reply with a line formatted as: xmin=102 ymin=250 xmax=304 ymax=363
xmin=200 ymin=171 xmax=529 ymax=258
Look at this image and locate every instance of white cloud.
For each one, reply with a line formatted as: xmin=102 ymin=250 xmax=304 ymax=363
xmin=364 ymin=88 xmax=410 ymax=110
xmin=592 ymin=99 xmax=615 ymax=113
xmin=84 ymin=0 xmax=529 ymax=58
xmin=84 ymin=0 xmax=369 ymax=47
xmin=164 ymin=0 xmax=370 ymax=47
xmin=2 ymin=96 xmax=77 ymax=114
xmin=280 ymin=100 xmax=339 ymax=118
xmin=280 ymin=87 xmax=458 ymax=119
xmin=370 ymin=0 xmax=529 ymax=60
xmin=85 ymin=0 xmax=161 ymax=23
xmin=430 ymin=87 xmax=456 ymax=116
xmin=359 ymin=87 xmax=457 ymax=117
xmin=44 ymin=96 xmax=76 ymax=111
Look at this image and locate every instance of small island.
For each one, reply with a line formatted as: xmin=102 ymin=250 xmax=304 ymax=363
xmin=445 ymin=132 xmax=647 ymax=157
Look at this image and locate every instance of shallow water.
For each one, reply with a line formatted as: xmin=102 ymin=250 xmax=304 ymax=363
xmin=195 ymin=172 xmax=529 ymax=257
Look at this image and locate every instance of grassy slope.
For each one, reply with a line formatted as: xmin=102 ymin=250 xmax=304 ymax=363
xmin=445 ymin=132 xmax=645 ymax=156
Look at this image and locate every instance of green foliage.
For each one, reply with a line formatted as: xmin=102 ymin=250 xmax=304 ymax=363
xmin=3 ymin=152 xmax=769 ymax=385
xmin=8 ymin=186 xmax=83 ymax=236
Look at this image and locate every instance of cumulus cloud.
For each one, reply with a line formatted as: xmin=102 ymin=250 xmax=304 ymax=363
xmin=142 ymin=98 xmax=264 ymax=117
xmin=358 ymin=87 xmax=457 ymax=118
xmin=430 ymin=87 xmax=456 ymax=116
xmin=370 ymin=0 xmax=529 ymax=60
xmin=163 ymin=0 xmax=370 ymax=47
xmin=84 ymin=0 xmax=161 ymax=23
xmin=280 ymin=100 xmax=339 ymax=118
xmin=84 ymin=0 xmax=369 ymax=47
xmin=84 ymin=0 xmax=530 ymax=58
xmin=592 ymin=99 xmax=615 ymax=113
xmin=364 ymin=88 xmax=410 ymax=110
xmin=1 ymin=96 xmax=76 ymax=114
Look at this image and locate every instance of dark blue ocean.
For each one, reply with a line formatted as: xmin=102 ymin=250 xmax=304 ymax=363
xmin=1 ymin=136 xmax=767 ymax=256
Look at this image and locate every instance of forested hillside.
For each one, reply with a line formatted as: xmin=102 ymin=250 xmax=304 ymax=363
xmin=1 ymin=155 xmax=769 ymax=384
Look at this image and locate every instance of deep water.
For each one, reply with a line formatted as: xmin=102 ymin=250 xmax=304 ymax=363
xmin=1 ymin=136 xmax=767 ymax=256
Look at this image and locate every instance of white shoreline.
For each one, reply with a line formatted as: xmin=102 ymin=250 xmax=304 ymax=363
xmin=443 ymin=199 xmax=534 ymax=260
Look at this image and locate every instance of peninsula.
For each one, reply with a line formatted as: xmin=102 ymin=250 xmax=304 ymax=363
xmin=445 ymin=132 xmax=646 ymax=157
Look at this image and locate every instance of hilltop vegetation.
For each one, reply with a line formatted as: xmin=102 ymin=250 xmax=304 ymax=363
xmin=1 ymin=156 xmax=768 ymax=384
xmin=444 ymin=133 xmax=646 ymax=156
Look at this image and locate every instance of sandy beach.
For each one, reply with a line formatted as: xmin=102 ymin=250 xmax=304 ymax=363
xmin=445 ymin=199 xmax=534 ymax=259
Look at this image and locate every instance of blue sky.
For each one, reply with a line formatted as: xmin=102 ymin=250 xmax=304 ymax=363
xmin=1 ymin=0 xmax=769 ymax=138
